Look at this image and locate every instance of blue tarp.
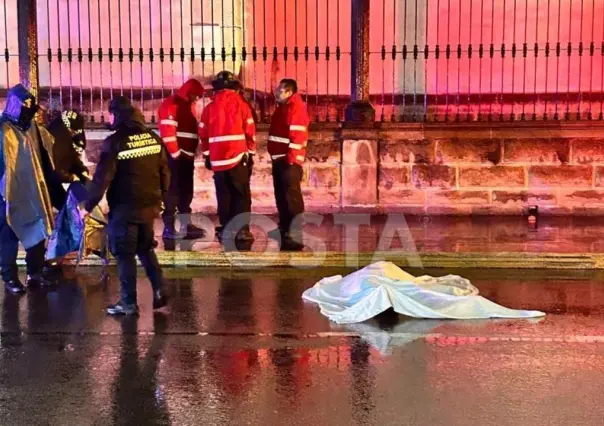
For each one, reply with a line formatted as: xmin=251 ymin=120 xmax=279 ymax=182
xmin=46 ymin=188 xmax=84 ymax=260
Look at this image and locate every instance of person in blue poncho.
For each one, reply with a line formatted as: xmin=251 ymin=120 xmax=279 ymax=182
xmin=0 ymin=84 xmax=64 ymax=294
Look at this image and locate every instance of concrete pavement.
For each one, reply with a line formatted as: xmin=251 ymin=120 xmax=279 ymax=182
xmin=1 ymin=267 xmax=604 ymax=425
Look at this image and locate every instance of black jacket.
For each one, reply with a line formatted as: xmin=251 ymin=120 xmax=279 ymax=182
xmin=46 ymin=116 xmax=89 ymax=183
xmin=84 ymin=109 xmax=170 ymax=223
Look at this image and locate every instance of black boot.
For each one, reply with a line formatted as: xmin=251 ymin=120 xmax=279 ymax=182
xmin=181 ymin=223 xmax=206 ymax=240
xmin=106 ymin=300 xmax=139 ymax=315
xmin=26 ymin=274 xmax=57 ymax=289
xmin=162 ymin=215 xmax=181 ymax=240
xmin=43 ymin=261 xmax=63 ymax=280
xmin=280 ymin=235 xmax=305 ymax=252
xmin=234 ymin=228 xmax=255 ymax=252
xmin=215 ymin=226 xmax=224 ymax=243
xmin=236 ymin=228 xmax=255 ymax=243
xmin=153 ymin=290 xmax=168 ymax=310
xmin=4 ymin=279 xmax=26 ymax=295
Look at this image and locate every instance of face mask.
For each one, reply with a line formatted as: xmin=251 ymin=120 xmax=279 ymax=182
xmin=191 ymin=98 xmax=206 ymax=121
xmin=16 ymin=97 xmax=39 ymax=131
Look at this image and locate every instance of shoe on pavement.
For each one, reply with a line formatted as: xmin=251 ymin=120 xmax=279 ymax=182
xmin=106 ymin=300 xmax=139 ymax=315
xmin=162 ymin=226 xmax=182 ymax=240
xmin=280 ymin=239 xmax=305 ymax=252
xmin=215 ymin=226 xmax=224 ymax=242
xmin=153 ymin=290 xmax=168 ymax=310
xmin=26 ymin=274 xmax=57 ymax=289
xmin=236 ymin=228 xmax=255 ymax=243
xmin=43 ymin=262 xmax=63 ymax=280
xmin=181 ymin=223 xmax=206 ymax=240
xmin=4 ymin=279 xmax=26 ymax=295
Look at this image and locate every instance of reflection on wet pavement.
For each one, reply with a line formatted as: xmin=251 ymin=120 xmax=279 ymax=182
xmin=1 ymin=267 xmax=604 ymax=425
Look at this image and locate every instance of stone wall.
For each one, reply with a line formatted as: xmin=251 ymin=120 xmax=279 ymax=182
xmin=85 ymin=122 xmax=604 ymax=216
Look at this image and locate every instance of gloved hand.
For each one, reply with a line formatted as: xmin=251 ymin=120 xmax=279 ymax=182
xmin=79 ymin=205 xmax=90 ymax=221
xmin=247 ymin=154 xmax=254 ymax=178
xmin=204 ymin=156 xmax=212 ymax=171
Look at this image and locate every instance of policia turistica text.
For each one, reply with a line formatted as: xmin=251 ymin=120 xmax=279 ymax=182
xmin=83 ymin=97 xmax=169 ymax=315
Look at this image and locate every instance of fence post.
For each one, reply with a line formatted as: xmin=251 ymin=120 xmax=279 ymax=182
xmin=345 ymin=0 xmax=375 ymax=122
xmin=17 ymin=0 xmax=39 ymax=97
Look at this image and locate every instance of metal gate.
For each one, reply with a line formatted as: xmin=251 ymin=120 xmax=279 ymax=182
xmin=1 ymin=0 xmax=603 ymax=123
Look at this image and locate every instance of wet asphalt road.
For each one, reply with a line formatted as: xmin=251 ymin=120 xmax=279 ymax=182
xmin=2 ymin=267 xmax=604 ymax=425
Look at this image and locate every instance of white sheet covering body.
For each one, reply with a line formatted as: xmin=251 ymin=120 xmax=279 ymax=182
xmin=302 ymin=262 xmax=545 ymax=324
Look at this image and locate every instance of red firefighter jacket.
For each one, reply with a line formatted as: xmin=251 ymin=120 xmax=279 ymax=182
xmin=198 ymin=90 xmax=256 ymax=172
xmin=157 ymin=79 xmax=204 ymax=160
xmin=267 ymin=93 xmax=310 ymax=166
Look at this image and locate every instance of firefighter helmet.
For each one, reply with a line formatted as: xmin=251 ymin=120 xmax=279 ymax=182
xmin=212 ymin=70 xmax=240 ymax=91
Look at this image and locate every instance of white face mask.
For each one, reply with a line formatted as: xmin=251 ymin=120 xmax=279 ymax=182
xmin=192 ymin=98 xmax=207 ymax=121
xmin=275 ymin=86 xmax=293 ymax=104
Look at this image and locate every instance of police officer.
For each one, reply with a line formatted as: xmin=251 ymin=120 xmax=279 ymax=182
xmin=47 ymin=109 xmax=89 ymax=186
xmin=198 ymin=71 xmax=256 ymax=250
xmin=44 ymin=109 xmax=91 ymax=278
xmin=83 ymin=97 xmax=169 ymax=315
xmin=267 ymin=79 xmax=309 ymax=251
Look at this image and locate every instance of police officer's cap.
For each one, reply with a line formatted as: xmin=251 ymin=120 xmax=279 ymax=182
xmin=108 ymin=96 xmax=133 ymax=115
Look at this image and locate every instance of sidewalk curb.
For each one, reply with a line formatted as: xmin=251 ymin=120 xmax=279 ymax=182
xmin=26 ymin=251 xmax=604 ymax=269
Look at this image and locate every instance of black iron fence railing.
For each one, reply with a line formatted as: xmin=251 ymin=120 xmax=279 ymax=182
xmin=1 ymin=0 xmax=603 ymax=123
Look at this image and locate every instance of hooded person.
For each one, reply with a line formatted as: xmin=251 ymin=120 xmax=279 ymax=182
xmin=43 ymin=109 xmax=91 ymax=279
xmin=157 ymin=78 xmax=206 ymax=241
xmin=46 ymin=109 xmax=89 ymax=187
xmin=0 ymin=84 xmax=63 ymax=294
xmin=83 ymin=96 xmax=170 ymax=315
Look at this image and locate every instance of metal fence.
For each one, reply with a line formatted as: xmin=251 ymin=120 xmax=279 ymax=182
xmin=1 ymin=0 xmax=604 ymax=123
xmin=34 ymin=0 xmax=352 ymax=123
xmin=370 ymin=0 xmax=604 ymax=122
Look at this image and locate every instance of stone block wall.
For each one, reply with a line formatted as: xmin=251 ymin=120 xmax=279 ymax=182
xmin=85 ymin=122 xmax=604 ymax=216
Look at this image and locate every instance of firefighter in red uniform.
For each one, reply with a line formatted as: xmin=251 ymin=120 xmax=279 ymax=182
xmin=157 ymin=78 xmax=206 ymax=240
xmin=198 ymin=71 xmax=256 ymax=251
xmin=267 ymin=79 xmax=309 ymax=251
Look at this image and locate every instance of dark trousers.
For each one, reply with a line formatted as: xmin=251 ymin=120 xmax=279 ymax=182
xmin=163 ymin=156 xmax=195 ymax=219
xmin=272 ymin=161 xmax=305 ymax=238
xmin=213 ymin=161 xmax=252 ymax=235
xmin=0 ymin=197 xmax=45 ymax=282
xmin=108 ymin=219 xmax=164 ymax=306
